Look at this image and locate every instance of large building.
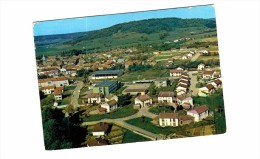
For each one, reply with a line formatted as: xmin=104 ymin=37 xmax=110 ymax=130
xmin=38 ymin=77 xmax=69 ymax=87
xmin=91 ymin=70 xmax=123 ymax=80
xmin=93 ymin=81 xmax=119 ymax=96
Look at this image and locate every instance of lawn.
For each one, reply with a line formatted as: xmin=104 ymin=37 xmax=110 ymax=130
xmin=126 ymin=117 xmax=175 ymax=135
xmin=83 ymin=104 xmax=138 ymax=122
xmin=61 ymin=97 xmax=70 ymax=105
xmin=149 ymin=105 xmax=175 ymax=115
xmin=64 ymin=85 xmax=77 ymax=91
xmin=123 ymin=130 xmax=151 ymax=143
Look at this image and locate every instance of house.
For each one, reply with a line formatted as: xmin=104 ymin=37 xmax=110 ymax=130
xmin=176 ymin=94 xmax=193 ymax=109
xmin=40 ymin=86 xmax=55 ymax=95
xmin=212 ymin=79 xmax=222 ymax=89
xmin=159 ymin=113 xmax=179 ymax=127
xmin=91 ymin=70 xmax=123 ymax=79
xmin=203 ymin=70 xmax=216 ymax=79
xmin=182 ymin=56 xmax=188 ymax=60
xmin=100 ymin=99 xmax=118 ymax=113
xmin=176 ymin=83 xmax=188 ymax=93
xmin=158 ymin=91 xmax=175 ymax=103
xmin=187 ymin=106 xmax=209 ymax=122
xmin=187 ymin=53 xmax=193 ymax=58
xmin=198 ymin=63 xmax=205 ymax=71
xmin=179 ymin=115 xmax=194 ymax=126
xmin=178 ymin=79 xmax=189 ymax=86
xmin=92 ymin=122 xmax=110 ymax=136
xmin=93 ymin=81 xmax=119 ymax=96
xmin=53 ymin=86 xmax=64 ymax=100
xmin=38 ymin=67 xmax=60 ymax=77
xmin=105 ymin=94 xmax=118 ymax=102
xmin=170 ymin=69 xmax=183 ymax=77
xmin=135 ymin=94 xmax=152 ymax=107
xmin=176 ymin=90 xmax=186 ymax=96
xmin=198 ymin=84 xmax=215 ymax=97
xmin=201 ymin=50 xmax=209 ymax=54
xmin=87 ymin=138 xmax=109 ymax=147
xmin=154 ymin=79 xmax=168 ymax=88
xmin=82 ymin=93 xmax=101 ymax=104
xmin=38 ymin=77 xmax=69 ymax=87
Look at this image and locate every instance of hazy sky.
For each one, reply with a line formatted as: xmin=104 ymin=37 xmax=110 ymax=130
xmin=33 ymin=5 xmax=215 ymax=36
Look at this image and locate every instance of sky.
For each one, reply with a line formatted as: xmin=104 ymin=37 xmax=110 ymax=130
xmin=33 ymin=5 xmax=215 ymax=36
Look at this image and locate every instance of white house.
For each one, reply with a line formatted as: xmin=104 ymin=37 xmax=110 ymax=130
xmin=198 ymin=63 xmax=205 ymax=71
xmin=83 ymin=93 xmax=101 ymax=104
xmin=176 ymin=94 xmax=193 ymax=109
xmin=135 ymin=94 xmax=152 ymax=107
xmin=92 ymin=122 xmax=110 ymax=136
xmin=170 ymin=69 xmax=183 ymax=77
xmin=38 ymin=77 xmax=69 ymax=87
xmin=198 ymin=84 xmax=215 ymax=97
xmin=176 ymin=83 xmax=188 ymax=93
xmin=182 ymin=56 xmax=188 ymax=60
xmin=187 ymin=106 xmax=209 ymax=122
xmin=158 ymin=91 xmax=175 ymax=103
xmin=159 ymin=113 xmax=179 ymax=127
xmin=100 ymin=99 xmax=118 ymax=113
xmin=53 ymin=86 xmax=64 ymax=100
xmin=203 ymin=70 xmax=216 ymax=79
xmin=212 ymin=79 xmax=222 ymax=89
xmin=187 ymin=53 xmax=193 ymax=58
xmin=41 ymin=86 xmax=55 ymax=95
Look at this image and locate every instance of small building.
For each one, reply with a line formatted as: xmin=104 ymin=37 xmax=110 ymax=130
xmin=176 ymin=83 xmax=188 ymax=93
xmin=105 ymin=94 xmax=118 ymax=102
xmin=87 ymin=138 xmax=109 ymax=147
xmin=82 ymin=93 xmax=101 ymax=104
xmin=91 ymin=70 xmax=123 ymax=80
xmin=40 ymin=86 xmax=55 ymax=95
xmin=182 ymin=56 xmax=188 ymax=60
xmin=176 ymin=94 xmax=193 ymax=109
xmin=154 ymin=79 xmax=168 ymax=88
xmin=92 ymin=122 xmax=110 ymax=136
xmin=123 ymin=88 xmax=147 ymax=96
xmin=179 ymin=115 xmax=194 ymax=126
xmin=53 ymin=86 xmax=64 ymax=100
xmin=198 ymin=63 xmax=205 ymax=71
xmin=100 ymin=99 xmax=118 ymax=113
xmin=187 ymin=106 xmax=209 ymax=122
xmin=170 ymin=69 xmax=183 ymax=77
xmin=158 ymin=91 xmax=175 ymax=103
xmin=198 ymin=84 xmax=215 ymax=97
xmin=159 ymin=113 xmax=179 ymax=127
xmin=203 ymin=70 xmax=216 ymax=79
xmin=135 ymin=94 xmax=152 ymax=107
xmin=93 ymin=81 xmax=119 ymax=96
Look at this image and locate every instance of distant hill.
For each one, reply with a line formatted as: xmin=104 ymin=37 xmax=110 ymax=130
xmin=34 ymin=17 xmax=216 ymax=56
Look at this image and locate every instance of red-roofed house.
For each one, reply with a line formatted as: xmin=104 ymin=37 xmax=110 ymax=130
xmin=158 ymin=91 xmax=175 ymax=103
xmin=159 ymin=113 xmax=179 ymax=127
xmin=53 ymin=86 xmax=64 ymax=100
xmin=187 ymin=106 xmax=209 ymax=122
xmin=203 ymin=70 xmax=216 ymax=79
xmin=134 ymin=94 xmax=152 ymax=107
xmin=170 ymin=69 xmax=183 ymax=77
xmin=198 ymin=84 xmax=215 ymax=97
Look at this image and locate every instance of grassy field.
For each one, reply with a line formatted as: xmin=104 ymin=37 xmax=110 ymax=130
xmin=123 ymin=130 xmax=151 ymax=143
xmin=149 ymin=106 xmax=175 ymax=115
xmin=126 ymin=117 xmax=175 ymax=135
xmin=83 ymin=104 xmax=138 ymax=122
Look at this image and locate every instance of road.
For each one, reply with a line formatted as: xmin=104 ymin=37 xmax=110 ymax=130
xmin=188 ymin=71 xmax=199 ymax=96
xmin=70 ymin=81 xmax=84 ymax=109
xmin=82 ymin=106 xmax=165 ymax=141
xmin=191 ymin=53 xmax=200 ymax=62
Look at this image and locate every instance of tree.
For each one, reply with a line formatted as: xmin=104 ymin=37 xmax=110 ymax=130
xmin=159 ymin=30 xmax=169 ymax=40
xmin=40 ymin=94 xmax=55 ymax=107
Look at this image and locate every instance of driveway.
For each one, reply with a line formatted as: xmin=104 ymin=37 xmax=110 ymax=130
xmin=188 ymin=71 xmax=199 ymax=96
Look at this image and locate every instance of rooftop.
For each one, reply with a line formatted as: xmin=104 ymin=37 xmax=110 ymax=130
xmin=159 ymin=113 xmax=178 ymax=119
xmin=93 ymin=69 xmax=123 ymax=75
xmin=95 ymin=80 xmax=118 ymax=87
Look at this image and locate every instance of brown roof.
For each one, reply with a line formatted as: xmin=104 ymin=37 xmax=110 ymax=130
xmin=179 ymin=76 xmax=189 ymax=81
xmin=93 ymin=122 xmax=110 ymax=132
xmin=124 ymin=88 xmax=147 ymax=93
xmin=38 ymin=77 xmax=68 ymax=83
xmin=177 ymin=83 xmax=188 ymax=88
xmin=170 ymin=69 xmax=183 ymax=73
xmin=214 ymin=79 xmax=222 ymax=85
xmin=194 ymin=106 xmax=208 ymax=114
xmin=98 ymin=107 xmax=107 ymax=112
xmin=136 ymin=94 xmax=151 ymax=102
xmin=159 ymin=113 xmax=178 ymax=119
xmin=203 ymin=70 xmax=215 ymax=75
xmin=87 ymin=138 xmax=109 ymax=146
xmin=158 ymin=91 xmax=174 ymax=97
xmin=179 ymin=115 xmax=194 ymax=121
xmin=178 ymin=80 xmax=189 ymax=84
xmin=107 ymin=99 xmax=117 ymax=106
xmin=206 ymin=84 xmax=214 ymax=90
xmin=83 ymin=93 xmax=100 ymax=98
xmin=177 ymin=94 xmax=189 ymax=101
xmin=54 ymin=88 xmax=62 ymax=95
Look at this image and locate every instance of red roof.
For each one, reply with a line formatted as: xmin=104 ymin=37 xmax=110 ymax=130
xmin=193 ymin=106 xmax=208 ymax=114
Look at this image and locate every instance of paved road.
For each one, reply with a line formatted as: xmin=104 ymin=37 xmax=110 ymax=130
xmin=70 ymin=81 xmax=84 ymax=109
xmin=191 ymin=53 xmax=200 ymax=62
xmin=188 ymin=71 xmax=199 ymax=96
xmin=81 ymin=106 xmax=165 ymax=141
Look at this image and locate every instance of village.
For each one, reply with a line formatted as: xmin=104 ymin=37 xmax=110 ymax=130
xmin=37 ymin=45 xmax=224 ymax=147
